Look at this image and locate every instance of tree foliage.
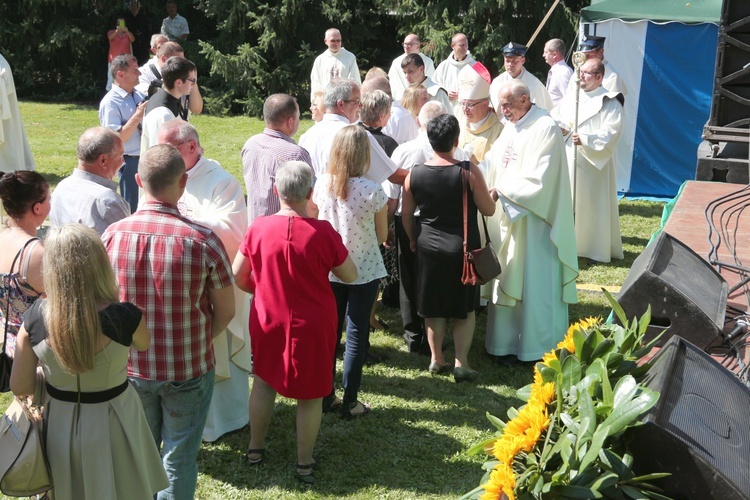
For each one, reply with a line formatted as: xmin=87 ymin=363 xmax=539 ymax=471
xmin=1 ymin=0 xmax=587 ymax=115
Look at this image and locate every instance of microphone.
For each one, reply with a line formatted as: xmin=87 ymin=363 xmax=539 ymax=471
xmin=725 ymin=318 xmax=750 ymax=342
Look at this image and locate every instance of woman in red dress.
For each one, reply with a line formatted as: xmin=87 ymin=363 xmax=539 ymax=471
xmin=233 ymin=161 xmax=356 ymax=483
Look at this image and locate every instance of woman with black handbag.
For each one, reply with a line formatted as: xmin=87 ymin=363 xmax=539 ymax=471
xmin=0 ymin=171 xmax=49 ymax=391
xmin=402 ymin=114 xmax=496 ymax=383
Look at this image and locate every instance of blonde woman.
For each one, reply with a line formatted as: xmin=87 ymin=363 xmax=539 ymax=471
xmin=10 ymin=224 xmax=168 ymax=499
xmin=312 ymin=125 xmax=388 ymax=419
xmin=401 ymin=85 xmax=430 ymax=122
xmin=310 ymin=90 xmax=325 ymax=122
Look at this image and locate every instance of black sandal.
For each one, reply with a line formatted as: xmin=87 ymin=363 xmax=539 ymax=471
xmin=245 ymin=448 xmax=265 ymax=465
xmin=340 ymin=400 xmax=372 ymax=420
xmin=295 ymin=463 xmax=315 ymax=484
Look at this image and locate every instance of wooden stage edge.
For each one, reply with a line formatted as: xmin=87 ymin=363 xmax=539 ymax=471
xmin=660 ymin=181 xmax=750 ymax=372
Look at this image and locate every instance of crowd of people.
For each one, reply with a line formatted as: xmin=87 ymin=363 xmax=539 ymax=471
xmin=0 ymin=18 xmax=630 ymax=497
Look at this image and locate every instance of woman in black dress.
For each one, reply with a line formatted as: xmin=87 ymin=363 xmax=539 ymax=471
xmin=401 ymin=114 xmax=496 ymax=383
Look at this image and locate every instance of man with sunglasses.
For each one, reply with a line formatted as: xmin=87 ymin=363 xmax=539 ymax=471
xmin=551 ymin=58 xmax=624 ymax=263
xmin=141 ymin=57 xmax=197 ymax=153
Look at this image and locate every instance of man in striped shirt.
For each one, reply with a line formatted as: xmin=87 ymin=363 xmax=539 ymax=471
xmin=241 ymin=93 xmax=312 ymax=223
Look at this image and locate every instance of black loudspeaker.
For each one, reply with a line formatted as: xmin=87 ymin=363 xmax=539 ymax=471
xmin=628 ymin=337 xmax=750 ymax=499
xmin=616 ymin=231 xmax=728 ymax=348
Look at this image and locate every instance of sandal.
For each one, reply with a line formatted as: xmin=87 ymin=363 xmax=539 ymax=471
xmin=340 ymin=400 xmax=372 ymax=420
xmin=322 ymin=394 xmax=342 ymax=413
xmin=295 ymin=463 xmax=316 ymax=484
xmin=245 ymin=448 xmax=265 ymax=465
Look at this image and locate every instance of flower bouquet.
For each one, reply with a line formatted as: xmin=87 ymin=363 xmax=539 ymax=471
xmin=464 ymin=291 xmax=672 ymax=499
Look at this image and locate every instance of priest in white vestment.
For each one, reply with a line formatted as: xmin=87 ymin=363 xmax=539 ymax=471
xmin=489 ymin=42 xmax=553 ymax=114
xmin=157 ymin=120 xmax=253 ymax=442
xmin=388 ymin=33 xmax=435 ymax=101
xmin=482 ymin=80 xmax=578 ymax=363
xmin=310 ymin=28 xmax=361 ymax=101
xmin=551 ymin=58 xmax=624 ymax=263
xmin=0 ymin=54 xmax=36 ymax=173
xmin=457 ymin=62 xmax=502 ymax=163
xmin=433 ymin=33 xmax=475 ymax=118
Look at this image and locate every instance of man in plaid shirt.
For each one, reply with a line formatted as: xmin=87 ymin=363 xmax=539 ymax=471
xmin=103 ymin=144 xmax=235 ymax=500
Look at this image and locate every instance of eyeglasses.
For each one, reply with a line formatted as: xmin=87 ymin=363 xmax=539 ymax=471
xmin=460 ymin=99 xmax=488 ymax=110
xmin=402 ymin=42 xmax=419 ymax=47
xmin=343 ymin=99 xmax=361 ymax=105
xmin=580 ymin=71 xmax=601 ymax=77
xmin=185 ymin=78 xmax=197 ymax=84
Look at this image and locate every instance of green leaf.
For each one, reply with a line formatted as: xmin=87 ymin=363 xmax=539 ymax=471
xmin=604 ymin=289 xmax=628 ymax=326
xmin=599 ymin=448 xmax=635 ymax=480
xmin=486 ymin=412 xmax=507 ymax=432
xmin=606 ymin=352 xmax=625 ymax=370
xmin=570 ymin=466 xmax=600 ymax=486
xmin=590 ymin=471 xmax=619 ymax=491
xmin=602 ymin=391 xmax=660 ymax=436
xmin=560 ymin=412 xmax=580 ymax=434
xmin=629 ymin=472 xmax=672 ymax=482
xmin=578 ymin=387 xmax=596 ymax=439
xmin=550 ymin=485 xmax=604 ymax=498
xmin=620 ymin=485 xmax=649 ymax=499
xmin=517 ymin=383 xmax=532 ymax=401
xmin=637 ymin=305 xmax=652 ymax=336
xmin=540 ymin=364 xmax=559 ymax=382
xmin=579 ymin=424 xmax=609 ymax=472
xmin=573 ymin=324 xmax=587 ymax=360
xmin=467 ymin=437 xmax=497 ymax=456
xmin=589 ymin=338 xmax=616 ymax=363
xmin=579 ymin=328 xmax=600 ymax=365
xmin=562 ymin=354 xmax=582 ymax=392
xmin=613 ymin=360 xmax=639 ymax=378
xmin=612 ymin=375 xmax=637 ymax=407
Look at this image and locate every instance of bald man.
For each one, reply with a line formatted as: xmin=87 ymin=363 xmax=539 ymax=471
xmin=388 ymin=33 xmax=435 ymax=101
xmin=433 ymin=33 xmax=476 ymax=116
xmin=310 ymin=28 xmax=361 ymax=101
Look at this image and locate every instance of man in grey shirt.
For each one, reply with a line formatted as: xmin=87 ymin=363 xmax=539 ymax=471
xmin=50 ymin=127 xmax=131 ymax=234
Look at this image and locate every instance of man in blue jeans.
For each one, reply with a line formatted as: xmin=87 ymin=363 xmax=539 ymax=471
xmin=103 ymin=144 xmax=235 ymax=499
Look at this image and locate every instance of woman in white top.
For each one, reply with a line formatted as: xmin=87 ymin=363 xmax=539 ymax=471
xmin=313 ymin=125 xmax=388 ymax=419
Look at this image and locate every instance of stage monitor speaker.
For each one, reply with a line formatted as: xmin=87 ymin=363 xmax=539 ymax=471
xmin=628 ymin=336 xmax=750 ymax=499
xmin=616 ymin=231 xmax=728 ymax=348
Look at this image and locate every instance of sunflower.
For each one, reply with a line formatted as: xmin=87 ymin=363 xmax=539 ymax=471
xmin=481 ymin=463 xmax=517 ymax=500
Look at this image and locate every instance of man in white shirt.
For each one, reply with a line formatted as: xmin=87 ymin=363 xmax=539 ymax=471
xmin=310 ymin=28 xmax=361 ymax=101
xmin=543 ymin=38 xmax=573 ymax=106
xmin=388 ymin=33 xmax=435 ymax=101
xmin=299 ymin=79 xmax=406 ymax=185
xmin=433 ymin=33 xmax=476 ymax=116
xmin=161 ymin=0 xmax=189 ymax=41
xmin=489 ymin=42 xmax=553 ymax=112
xmin=401 ymin=53 xmax=453 ymax=115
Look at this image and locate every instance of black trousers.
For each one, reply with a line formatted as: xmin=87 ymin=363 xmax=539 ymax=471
xmin=394 ymin=215 xmax=425 ymax=352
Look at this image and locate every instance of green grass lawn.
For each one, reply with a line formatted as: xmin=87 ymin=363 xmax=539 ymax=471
xmin=1 ymin=102 xmax=666 ymax=499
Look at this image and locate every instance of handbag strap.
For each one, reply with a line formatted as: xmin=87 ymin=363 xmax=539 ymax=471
xmin=2 ymin=238 xmax=41 ymax=354
xmin=461 ymin=162 xmax=469 ymax=254
xmin=461 ymin=163 xmax=493 ymax=251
